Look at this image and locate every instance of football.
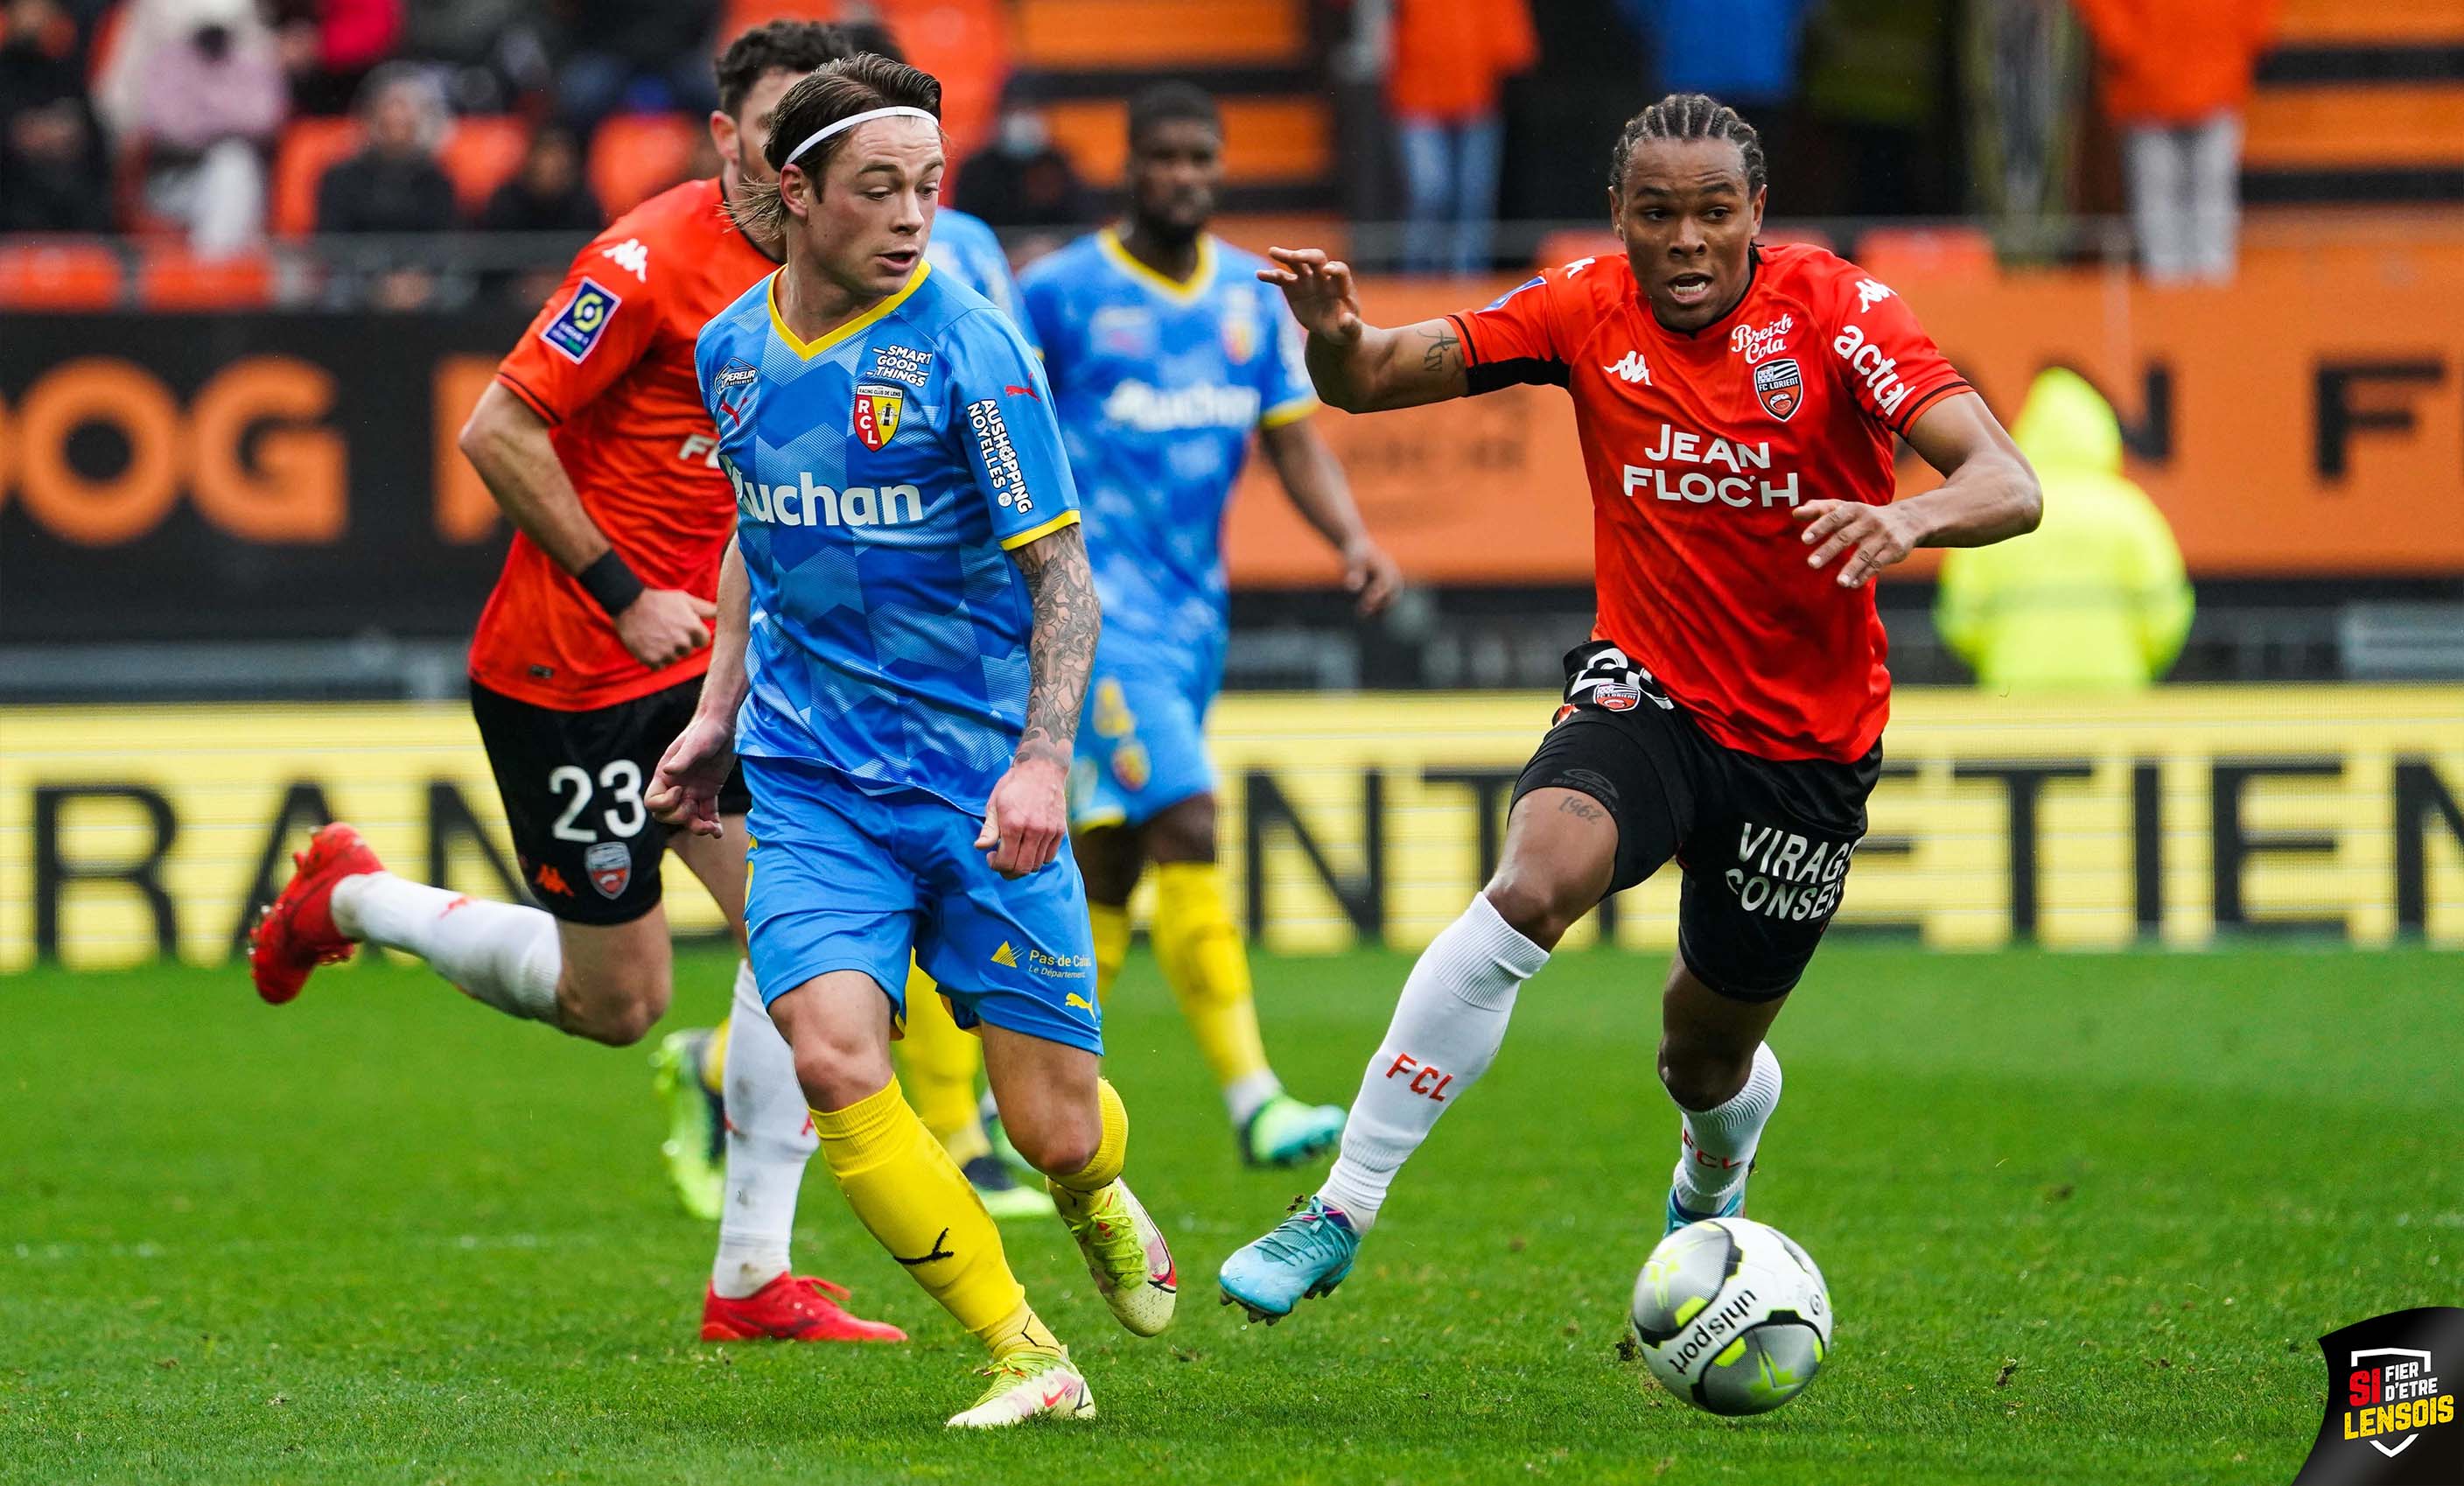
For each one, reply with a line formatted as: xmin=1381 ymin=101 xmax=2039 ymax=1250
xmin=1629 ymin=1217 xmax=1833 ymax=1416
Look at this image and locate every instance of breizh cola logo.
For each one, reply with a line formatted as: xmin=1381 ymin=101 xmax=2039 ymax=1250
xmin=2294 ymin=1307 xmax=2464 ymax=1485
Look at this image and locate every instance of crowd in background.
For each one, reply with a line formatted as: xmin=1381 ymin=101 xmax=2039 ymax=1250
xmin=0 ymin=0 xmax=2291 ymax=286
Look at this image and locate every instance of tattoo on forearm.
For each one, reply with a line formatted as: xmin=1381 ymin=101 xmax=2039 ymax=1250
xmin=1416 ymin=323 xmax=1461 ymax=373
xmin=1011 ymin=523 xmax=1098 ymax=767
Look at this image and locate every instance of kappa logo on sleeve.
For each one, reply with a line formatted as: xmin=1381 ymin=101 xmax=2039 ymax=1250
xmin=541 ymin=277 xmax=622 ymax=364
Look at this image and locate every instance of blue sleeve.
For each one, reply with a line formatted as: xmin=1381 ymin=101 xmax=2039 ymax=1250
xmin=970 ymin=233 xmax=1040 ymax=358
xmin=942 ymin=309 xmax=1080 ymax=550
xmin=1257 ymin=283 xmax=1318 ymax=428
xmin=1018 ymin=264 xmax=1068 ymax=382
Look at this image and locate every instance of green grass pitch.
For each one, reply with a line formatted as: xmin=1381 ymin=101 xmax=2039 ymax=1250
xmin=4 ymin=943 xmax=2454 ymax=1484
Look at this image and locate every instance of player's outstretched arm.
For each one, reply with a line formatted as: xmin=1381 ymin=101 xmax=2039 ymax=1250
xmin=648 ymin=538 xmax=749 ymax=838
xmin=1796 ymin=390 xmax=2043 ymax=590
xmin=1258 ymin=417 xmax=1402 ymax=614
xmin=458 ymin=382 xmax=715 ymax=668
xmin=1257 ymin=247 xmax=1469 ymax=413
xmin=977 ymin=522 xmax=1099 ymax=878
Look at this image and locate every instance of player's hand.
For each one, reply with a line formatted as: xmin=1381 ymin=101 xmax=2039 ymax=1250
xmin=976 ymin=754 xmax=1068 ymax=880
xmin=1258 ymin=247 xmax=1365 ymax=347
xmin=1795 ymin=501 xmax=1927 ymax=590
xmin=1341 ymin=538 xmax=1403 ymax=615
xmin=615 ymin=588 xmax=718 ymax=669
xmin=648 ymin=711 xmax=736 ymax=838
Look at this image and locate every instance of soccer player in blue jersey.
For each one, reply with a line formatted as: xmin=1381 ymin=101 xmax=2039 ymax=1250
xmin=651 ymin=20 xmax=1057 ymax=1230
xmin=648 ymin=58 xmax=1173 ymax=1427
xmin=1018 ymin=83 xmax=1403 ymax=1167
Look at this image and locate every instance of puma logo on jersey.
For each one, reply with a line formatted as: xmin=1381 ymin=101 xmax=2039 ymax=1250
xmin=1603 ymin=350 xmax=1653 ymax=384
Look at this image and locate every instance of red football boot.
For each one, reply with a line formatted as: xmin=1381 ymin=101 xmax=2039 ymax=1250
xmin=248 ymin=822 xmax=384 ymax=1005
xmin=701 ymin=1274 xmax=907 ymax=1343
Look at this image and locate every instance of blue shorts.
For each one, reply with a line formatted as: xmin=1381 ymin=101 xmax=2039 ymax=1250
xmin=1069 ymin=648 xmax=1217 ymax=831
xmin=742 ymin=755 xmax=1101 ymax=1055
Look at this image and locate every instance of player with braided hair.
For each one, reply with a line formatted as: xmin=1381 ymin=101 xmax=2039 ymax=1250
xmin=1219 ymin=92 xmax=2043 ymax=1321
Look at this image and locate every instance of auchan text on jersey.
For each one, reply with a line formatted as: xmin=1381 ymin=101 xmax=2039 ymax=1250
xmin=1621 ymin=424 xmax=1803 ymax=508
xmin=725 ymin=461 xmax=926 ymax=529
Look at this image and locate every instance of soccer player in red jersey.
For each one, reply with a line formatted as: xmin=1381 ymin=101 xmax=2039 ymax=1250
xmin=248 ymin=22 xmax=903 ymax=1346
xmin=1218 ymin=93 xmax=2042 ymax=1320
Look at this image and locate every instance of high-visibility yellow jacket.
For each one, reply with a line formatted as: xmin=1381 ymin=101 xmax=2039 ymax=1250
xmin=1935 ymin=368 xmax=2194 ymax=691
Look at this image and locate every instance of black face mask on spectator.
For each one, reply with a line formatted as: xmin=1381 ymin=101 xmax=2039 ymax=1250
xmin=193 ymin=24 xmax=232 ymax=62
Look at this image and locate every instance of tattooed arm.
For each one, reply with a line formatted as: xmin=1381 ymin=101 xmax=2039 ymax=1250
xmin=1254 ymin=246 xmax=1470 ymax=413
xmin=976 ymin=521 xmax=1100 ymax=876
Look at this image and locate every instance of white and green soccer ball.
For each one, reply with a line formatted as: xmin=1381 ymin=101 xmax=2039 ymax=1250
xmin=1628 ymin=1216 xmax=1832 ymax=1416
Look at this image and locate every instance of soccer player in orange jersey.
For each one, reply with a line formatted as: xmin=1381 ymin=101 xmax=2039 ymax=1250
xmin=248 ymin=22 xmax=904 ymax=1346
xmin=1219 ymin=93 xmax=2044 ymax=1321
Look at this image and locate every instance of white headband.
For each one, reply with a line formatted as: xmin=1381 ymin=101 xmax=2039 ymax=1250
xmin=782 ymin=105 xmax=939 ymax=168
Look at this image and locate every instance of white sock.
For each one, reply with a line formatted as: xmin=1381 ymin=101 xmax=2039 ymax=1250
xmin=1670 ymin=1042 xmax=1782 ymax=1213
xmin=1225 ymin=1069 xmax=1284 ymax=1126
xmin=330 ymin=873 xmax=560 ymax=1022
xmin=1317 ymin=894 xmax=1548 ymax=1231
xmin=712 ymin=958 xmax=814 ymax=1299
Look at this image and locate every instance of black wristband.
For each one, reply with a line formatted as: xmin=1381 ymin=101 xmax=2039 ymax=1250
xmin=576 ymin=550 xmax=646 ymax=616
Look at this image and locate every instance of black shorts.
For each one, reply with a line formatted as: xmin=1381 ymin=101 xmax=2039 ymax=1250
xmin=1509 ymin=641 xmax=1881 ymax=1002
xmin=469 ymin=676 xmax=751 ymax=927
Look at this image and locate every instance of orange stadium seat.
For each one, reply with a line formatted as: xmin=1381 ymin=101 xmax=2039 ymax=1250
xmin=0 ymin=239 xmax=124 ymax=309
xmin=438 ymin=116 xmax=532 ymax=218
xmin=272 ymin=116 xmax=364 ymax=237
xmin=1854 ymin=225 xmax=1997 ymax=282
xmin=136 ymin=248 xmax=275 ymax=309
xmin=589 ymin=114 xmax=702 ymax=219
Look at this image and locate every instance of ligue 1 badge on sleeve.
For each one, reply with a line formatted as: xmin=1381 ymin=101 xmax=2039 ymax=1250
xmin=2293 ymin=1307 xmax=2464 ymax=1484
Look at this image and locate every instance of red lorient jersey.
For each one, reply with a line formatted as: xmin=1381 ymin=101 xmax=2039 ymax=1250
xmin=468 ymin=178 xmax=777 ymax=711
xmin=1450 ymin=243 xmax=1970 ymax=762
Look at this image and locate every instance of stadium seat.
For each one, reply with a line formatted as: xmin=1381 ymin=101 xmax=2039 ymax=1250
xmin=589 ymin=114 xmax=702 ymax=219
xmin=136 ymin=248 xmax=275 ymax=309
xmin=438 ymin=116 xmax=532 ymax=219
xmin=0 ymin=239 xmax=124 ymax=309
xmin=272 ymin=116 xmax=364 ymax=238
xmin=1854 ymin=225 xmax=1998 ymax=282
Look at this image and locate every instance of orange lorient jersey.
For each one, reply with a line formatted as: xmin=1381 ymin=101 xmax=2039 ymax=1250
xmin=467 ymin=178 xmax=779 ymax=711
xmin=1450 ymin=244 xmax=1970 ymax=763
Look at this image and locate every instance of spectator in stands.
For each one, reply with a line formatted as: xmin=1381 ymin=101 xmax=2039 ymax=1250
xmin=478 ymin=123 xmax=600 ymax=233
xmin=2074 ymin=0 xmax=2278 ymax=283
xmin=94 ymin=0 xmax=288 ymax=255
xmin=315 ymin=63 xmax=457 ymax=307
xmin=272 ymin=0 xmax=403 ymax=116
xmin=0 ymin=0 xmax=111 ymax=231
xmin=403 ymin=0 xmax=551 ymax=114
xmin=1936 ymin=368 xmax=2193 ymax=691
xmin=1387 ymin=0 xmax=1536 ymax=274
xmin=554 ymin=0 xmax=719 ymax=137
xmin=956 ymin=81 xmax=1089 ymax=260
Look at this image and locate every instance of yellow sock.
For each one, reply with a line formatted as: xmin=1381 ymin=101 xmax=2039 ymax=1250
xmin=1088 ymin=901 xmax=1130 ymax=1002
xmin=1151 ymin=861 xmax=1272 ymax=1093
xmin=896 ymin=962 xmax=990 ymax=1160
xmin=1050 ymin=1077 xmax=1130 ymax=1195
xmin=811 ymin=1079 xmax=1046 ymax=1355
xmin=699 ymin=1018 xmax=732 ymax=1097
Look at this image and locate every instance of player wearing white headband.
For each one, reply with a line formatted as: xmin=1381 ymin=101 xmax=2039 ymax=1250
xmin=654 ymin=56 xmax=1176 ymax=1427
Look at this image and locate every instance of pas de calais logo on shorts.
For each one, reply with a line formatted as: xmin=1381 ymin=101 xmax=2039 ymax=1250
xmin=2295 ymin=1307 xmax=2464 ymax=1484
xmin=851 ymin=382 xmax=905 ymax=452
xmin=1754 ymin=357 xmax=1803 ymax=422
xmin=583 ymin=841 xmax=631 ymax=900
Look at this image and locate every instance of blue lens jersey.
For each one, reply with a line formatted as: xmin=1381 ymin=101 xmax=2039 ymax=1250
xmin=1018 ymin=230 xmax=1316 ymax=669
xmin=926 ymin=207 xmax=1037 ymax=354
xmin=696 ymin=260 xmax=1081 ymax=814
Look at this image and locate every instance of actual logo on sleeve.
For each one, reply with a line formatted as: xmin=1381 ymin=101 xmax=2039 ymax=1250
xmin=1754 ymin=358 xmax=1804 ymax=422
xmin=583 ymin=840 xmax=631 ymax=900
xmin=541 ymin=277 xmax=621 ymax=364
xmin=852 ymin=382 xmax=905 ymax=451
xmin=2293 ymin=1307 xmax=2463 ymax=1483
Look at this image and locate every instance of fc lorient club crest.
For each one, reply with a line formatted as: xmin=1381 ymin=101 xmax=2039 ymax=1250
xmin=583 ymin=841 xmax=631 ymax=901
xmin=2292 ymin=1307 xmax=2464 ymax=1485
xmin=1754 ymin=357 xmax=1803 ymax=422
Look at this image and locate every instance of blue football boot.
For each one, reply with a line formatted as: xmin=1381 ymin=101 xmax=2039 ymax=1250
xmin=1218 ymin=1195 xmax=1360 ymax=1324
